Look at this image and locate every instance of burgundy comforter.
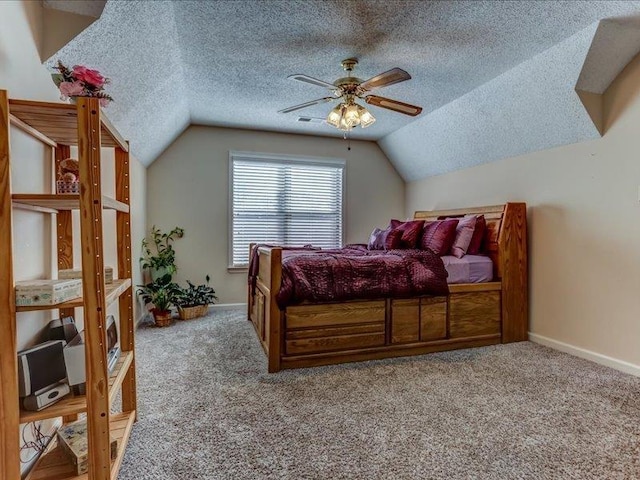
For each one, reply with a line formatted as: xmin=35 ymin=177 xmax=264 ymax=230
xmin=250 ymin=245 xmax=449 ymax=308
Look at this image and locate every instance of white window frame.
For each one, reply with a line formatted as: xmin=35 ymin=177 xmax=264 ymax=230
xmin=228 ymin=151 xmax=346 ymax=270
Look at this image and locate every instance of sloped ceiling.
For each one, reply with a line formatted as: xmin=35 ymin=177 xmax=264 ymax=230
xmin=46 ymin=1 xmax=640 ymax=180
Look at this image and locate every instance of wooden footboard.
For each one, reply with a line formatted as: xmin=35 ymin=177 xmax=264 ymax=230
xmin=249 ymin=202 xmax=528 ymax=373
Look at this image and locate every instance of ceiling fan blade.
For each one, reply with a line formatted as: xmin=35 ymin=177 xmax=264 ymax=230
xmin=289 ymin=74 xmax=336 ymax=90
xmin=278 ymin=97 xmax=333 ymax=114
xmin=365 ymin=95 xmax=422 ymax=116
xmin=297 ymin=116 xmax=327 ymax=124
xmin=360 ymin=68 xmax=411 ymax=91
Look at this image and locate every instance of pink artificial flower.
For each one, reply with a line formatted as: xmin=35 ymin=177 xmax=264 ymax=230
xmin=72 ymin=65 xmax=106 ymax=88
xmin=99 ymin=98 xmax=110 ymax=108
xmin=59 ymin=81 xmax=85 ymax=98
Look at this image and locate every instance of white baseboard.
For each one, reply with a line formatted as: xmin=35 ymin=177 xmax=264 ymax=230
xmin=209 ymin=303 xmax=246 ymax=311
xmin=528 ymin=332 xmax=640 ymax=377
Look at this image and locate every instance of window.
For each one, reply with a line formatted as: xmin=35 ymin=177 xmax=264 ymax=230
xmin=230 ymin=151 xmax=345 ymax=267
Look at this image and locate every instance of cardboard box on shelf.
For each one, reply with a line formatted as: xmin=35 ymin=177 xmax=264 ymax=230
xmin=57 ymin=419 xmax=118 ymax=475
xmin=15 ymin=279 xmax=82 ymax=306
xmin=59 ymin=266 xmax=113 ymax=284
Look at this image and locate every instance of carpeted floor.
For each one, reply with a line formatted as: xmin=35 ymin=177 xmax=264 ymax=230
xmin=118 ymin=309 xmax=640 ymax=479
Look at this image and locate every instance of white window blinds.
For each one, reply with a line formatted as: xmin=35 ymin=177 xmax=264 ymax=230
xmin=230 ymin=152 xmax=345 ymax=267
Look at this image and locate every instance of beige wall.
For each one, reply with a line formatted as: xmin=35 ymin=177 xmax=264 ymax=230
xmin=147 ymin=125 xmax=405 ymax=303
xmin=407 ymin=53 xmax=640 ymax=368
xmin=1 ymin=2 xmax=147 ymax=471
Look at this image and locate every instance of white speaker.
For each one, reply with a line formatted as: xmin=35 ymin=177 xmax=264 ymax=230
xmin=22 ymin=381 xmax=70 ymax=411
xmin=17 ymin=340 xmax=67 ymax=397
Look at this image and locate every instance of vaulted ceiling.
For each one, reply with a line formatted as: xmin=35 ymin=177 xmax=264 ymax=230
xmin=45 ymin=1 xmax=640 ymax=180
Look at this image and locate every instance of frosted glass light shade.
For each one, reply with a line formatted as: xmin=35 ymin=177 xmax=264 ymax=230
xmin=326 ymin=105 xmax=343 ymax=128
xmin=358 ymin=105 xmax=376 ymax=128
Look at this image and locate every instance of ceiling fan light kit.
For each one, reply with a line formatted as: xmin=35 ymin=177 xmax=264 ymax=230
xmin=326 ymin=99 xmax=376 ymax=131
xmin=279 ymin=58 xmax=422 ymax=134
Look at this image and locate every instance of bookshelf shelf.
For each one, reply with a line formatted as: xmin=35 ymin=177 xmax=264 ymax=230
xmin=16 ymin=279 xmax=132 ymax=313
xmin=24 ymin=411 xmax=136 ymax=480
xmin=19 ymin=352 xmax=134 ymax=424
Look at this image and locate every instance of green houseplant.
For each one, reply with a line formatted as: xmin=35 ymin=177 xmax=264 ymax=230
xmin=137 ymin=281 xmax=181 ymax=327
xmin=175 ymin=275 xmax=218 ymax=320
xmin=140 ymin=226 xmax=184 ymax=282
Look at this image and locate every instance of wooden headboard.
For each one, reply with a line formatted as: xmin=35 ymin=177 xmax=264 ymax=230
xmin=414 ymin=203 xmax=526 ymax=282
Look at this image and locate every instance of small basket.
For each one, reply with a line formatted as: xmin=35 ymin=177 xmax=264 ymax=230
xmin=178 ymin=305 xmax=208 ymax=320
xmin=56 ymin=180 xmax=80 ymax=194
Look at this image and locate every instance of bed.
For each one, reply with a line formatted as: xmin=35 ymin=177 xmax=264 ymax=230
xmin=248 ymin=203 xmax=527 ymax=372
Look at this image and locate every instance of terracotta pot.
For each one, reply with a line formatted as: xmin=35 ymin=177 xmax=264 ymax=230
xmin=152 ymin=309 xmax=173 ymax=327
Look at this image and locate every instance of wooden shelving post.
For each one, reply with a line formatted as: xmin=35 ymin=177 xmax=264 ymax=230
xmin=77 ymin=97 xmax=111 ymax=480
xmin=115 ymin=144 xmax=137 ymax=417
xmin=0 ymin=89 xmax=20 ymax=480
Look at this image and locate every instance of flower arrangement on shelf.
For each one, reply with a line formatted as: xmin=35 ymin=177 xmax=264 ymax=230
xmin=51 ymin=60 xmax=113 ymax=106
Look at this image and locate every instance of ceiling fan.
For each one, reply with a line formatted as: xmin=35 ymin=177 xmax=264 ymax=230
xmin=278 ymin=58 xmax=423 ymax=131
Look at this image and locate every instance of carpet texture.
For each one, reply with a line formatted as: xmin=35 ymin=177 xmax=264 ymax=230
xmin=119 ymin=309 xmax=640 ymax=479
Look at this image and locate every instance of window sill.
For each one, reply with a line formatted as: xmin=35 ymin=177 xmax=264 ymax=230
xmin=228 ymin=266 xmax=248 ymax=274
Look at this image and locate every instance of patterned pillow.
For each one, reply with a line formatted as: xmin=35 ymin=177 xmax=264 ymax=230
xmin=450 ymin=216 xmax=477 ymax=258
xmin=467 ymin=214 xmax=486 ymax=255
xmin=368 ymin=227 xmax=388 ymax=250
xmin=420 ymin=219 xmax=459 ymax=255
xmin=388 ymin=219 xmax=425 ymax=249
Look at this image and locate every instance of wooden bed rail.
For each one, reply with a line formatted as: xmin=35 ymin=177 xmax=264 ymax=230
xmin=248 ymin=244 xmax=284 ymax=372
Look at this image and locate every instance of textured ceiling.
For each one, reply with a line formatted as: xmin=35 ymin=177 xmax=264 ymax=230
xmin=47 ymin=0 xmax=640 ymax=177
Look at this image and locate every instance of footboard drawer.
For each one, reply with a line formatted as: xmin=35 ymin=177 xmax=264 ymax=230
xmin=286 ymin=328 xmax=386 ymax=355
xmin=449 ymin=291 xmax=501 ymax=338
xmin=285 ymin=301 xmax=385 ymax=355
xmin=285 ymin=300 xmax=385 ymax=329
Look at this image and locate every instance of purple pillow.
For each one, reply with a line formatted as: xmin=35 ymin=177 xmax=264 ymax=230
xmin=389 ymin=219 xmax=425 ymax=249
xmin=450 ymin=216 xmax=477 ymax=258
xmin=420 ymin=219 xmax=459 ymax=255
xmin=368 ymin=227 xmax=389 ymax=250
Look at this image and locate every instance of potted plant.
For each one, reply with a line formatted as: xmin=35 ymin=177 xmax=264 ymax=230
xmin=175 ymin=275 xmax=218 ymax=320
xmin=140 ymin=226 xmax=184 ymax=282
xmin=137 ymin=281 xmax=181 ymax=327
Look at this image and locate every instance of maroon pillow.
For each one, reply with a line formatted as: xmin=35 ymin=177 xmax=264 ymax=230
xmin=467 ymin=215 xmax=486 ymax=254
xmin=384 ymin=228 xmax=404 ymax=249
xmin=420 ymin=219 xmax=459 ymax=255
xmin=450 ymin=216 xmax=476 ymax=258
xmin=388 ymin=219 xmax=425 ymax=249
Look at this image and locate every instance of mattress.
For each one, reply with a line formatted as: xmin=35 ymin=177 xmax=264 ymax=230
xmin=442 ymin=255 xmax=493 ymax=284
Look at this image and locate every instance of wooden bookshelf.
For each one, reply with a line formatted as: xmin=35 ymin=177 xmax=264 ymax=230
xmin=24 ymin=411 xmax=136 ymax=480
xmin=16 ymin=279 xmax=131 ymax=313
xmin=0 ymin=91 xmax=137 ymax=480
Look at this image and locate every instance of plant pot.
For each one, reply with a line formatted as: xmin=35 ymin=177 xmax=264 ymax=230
xmin=152 ymin=309 xmax=173 ymax=327
xmin=178 ymin=305 xmax=208 ymax=320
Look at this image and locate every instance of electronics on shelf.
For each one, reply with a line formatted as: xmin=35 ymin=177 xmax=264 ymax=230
xmin=47 ymin=316 xmax=78 ymax=344
xmin=64 ymin=315 xmax=121 ymax=389
xmin=17 ymin=340 xmax=70 ymax=411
